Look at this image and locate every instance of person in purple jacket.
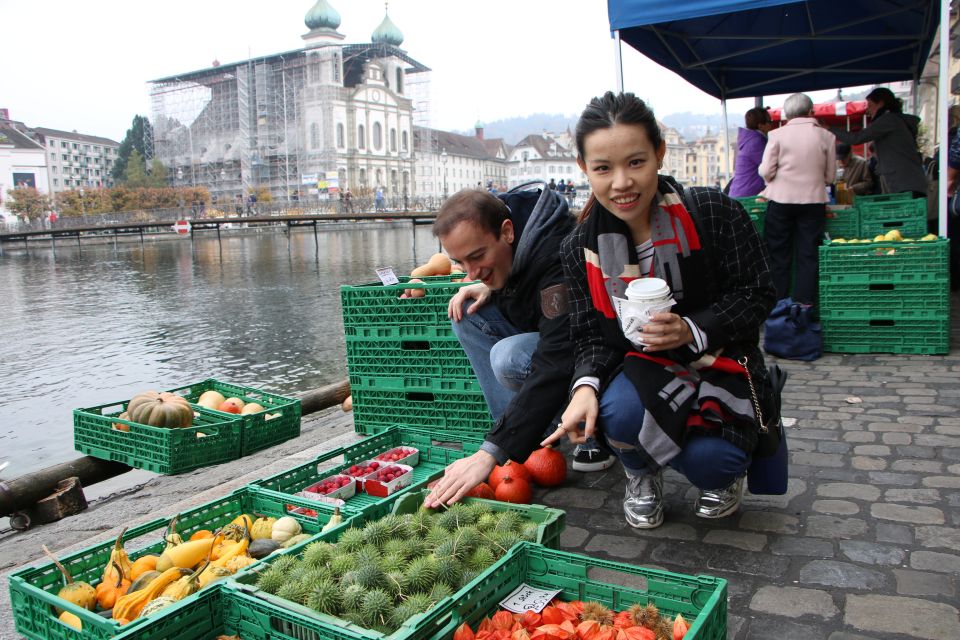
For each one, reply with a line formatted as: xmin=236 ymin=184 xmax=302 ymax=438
xmin=728 ymin=107 xmax=774 ymax=198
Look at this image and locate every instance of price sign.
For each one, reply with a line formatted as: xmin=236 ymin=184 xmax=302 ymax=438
xmin=376 ymin=267 xmax=399 ymax=285
xmin=498 ymin=584 xmax=562 ymax=614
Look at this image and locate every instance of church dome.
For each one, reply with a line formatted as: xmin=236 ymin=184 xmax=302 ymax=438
xmin=305 ymin=0 xmax=341 ymax=31
xmin=371 ymin=7 xmax=403 ymax=46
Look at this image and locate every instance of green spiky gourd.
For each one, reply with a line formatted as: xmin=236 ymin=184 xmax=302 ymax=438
xmin=329 ymin=553 xmax=359 ymax=577
xmin=378 ymin=513 xmax=409 ymax=539
xmin=428 ymin=582 xmax=453 ymax=604
xmin=468 ymin=546 xmax=496 ymax=571
xmin=520 ymin=522 xmax=539 ymax=541
xmin=337 ymin=528 xmax=367 ymax=552
xmin=302 ymin=541 xmax=335 ymax=568
xmin=459 ymin=569 xmax=479 ymax=588
xmin=360 ymin=589 xmax=393 ymax=628
xmin=435 ymin=508 xmax=466 ymax=532
xmin=379 ymin=554 xmax=406 ymax=574
xmin=343 ymin=611 xmax=367 ymax=627
xmin=255 ymin=566 xmax=286 ymax=594
xmin=402 ymin=592 xmax=434 ymax=617
xmin=276 ymin=579 xmax=312 ymax=606
xmin=361 ymin=520 xmax=392 ymax=548
xmin=435 ymin=556 xmax=462 ymax=588
xmin=477 ymin=513 xmax=499 ymax=530
xmin=403 ymin=556 xmax=437 ymax=593
xmin=434 ymin=537 xmax=466 ymax=560
xmin=354 ymin=545 xmax=381 ymax=569
xmin=456 ymin=526 xmax=482 ymax=552
xmin=382 ymin=538 xmax=411 ymax=560
xmin=270 ymin=554 xmax=299 ymax=575
xmin=490 ymin=531 xmax=522 ymax=552
xmin=464 ymin=502 xmax=493 ymax=522
xmin=306 ymin=578 xmax=343 ymax=615
xmin=405 ymin=538 xmax=428 ymax=559
xmin=424 ymin=526 xmax=451 ymax=550
xmin=353 ymin=563 xmax=386 ymax=589
xmin=494 ymin=511 xmax=522 ymax=533
xmin=383 ymin=571 xmax=405 ymax=598
xmin=407 ymin=510 xmax=433 ymax=537
xmin=342 ymin=584 xmax=366 ymax=613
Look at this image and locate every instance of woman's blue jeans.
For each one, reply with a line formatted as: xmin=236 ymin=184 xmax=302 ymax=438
xmin=451 ymin=301 xmax=538 ymax=420
xmin=600 ymin=372 xmax=750 ymax=490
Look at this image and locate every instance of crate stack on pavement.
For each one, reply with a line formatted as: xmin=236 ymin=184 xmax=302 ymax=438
xmin=340 ymin=274 xmax=494 ymax=440
xmin=734 ymin=196 xmax=767 ymax=235
xmin=818 ymin=238 xmax=950 ymax=354
xmin=825 ymin=191 xmax=926 ymax=241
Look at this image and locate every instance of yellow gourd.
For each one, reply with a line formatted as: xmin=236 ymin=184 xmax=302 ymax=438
xmin=321 ymin=507 xmax=343 ymax=532
xmin=250 ymin=516 xmax=276 ymax=540
xmin=155 ymin=537 xmax=217 ymax=572
xmin=42 ymin=546 xmax=96 ymax=613
xmin=95 ymin=561 xmax=130 ymax=610
xmin=197 ymin=566 xmax=234 ymax=589
xmin=426 ymin=252 xmax=452 ymax=275
xmin=58 ymin=611 xmax=82 ymax=630
xmin=224 ymin=555 xmax=256 ymax=572
xmin=231 ymin=514 xmax=254 ymax=531
xmin=102 ymin=528 xmax=133 ymax=586
xmin=129 ymin=555 xmax=159 ymax=581
xmin=139 ymin=596 xmax=178 ymax=618
xmin=270 ymin=517 xmax=301 ymax=544
xmin=112 ymin=567 xmax=184 ymax=621
xmin=160 ymin=560 xmax=208 ymax=601
xmin=163 ymin=515 xmax=183 ymax=551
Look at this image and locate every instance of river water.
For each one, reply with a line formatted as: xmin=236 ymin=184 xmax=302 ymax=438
xmin=0 ymin=223 xmax=440 ymax=476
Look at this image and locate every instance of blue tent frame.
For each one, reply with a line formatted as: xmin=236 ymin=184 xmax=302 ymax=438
xmin=607 ymin=0 xmax=938 ymax=99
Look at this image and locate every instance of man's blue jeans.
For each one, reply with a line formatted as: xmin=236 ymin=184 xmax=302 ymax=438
xmin=600 ymin=372 xmax=750 ymax=490
xmin=451 ymin=301 xmax=538 ymax=420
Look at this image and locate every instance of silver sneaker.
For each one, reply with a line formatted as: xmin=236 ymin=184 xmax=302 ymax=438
xmin=694 ymin=475 xmax=745 ymax=519
xmin=623 ymin=470 xmax=664 ymax=529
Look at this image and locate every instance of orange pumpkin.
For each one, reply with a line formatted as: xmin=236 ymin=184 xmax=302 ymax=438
xmin=466 ymin=482 xmax=496 ymax=500
xmin=523 ymin=447 xmax=567 ymax=487
xmin=488 ymin=461 xmax=532 ymax=489
xmin=493 ymin=473 xmax=532 ymax=504
xmin=128 ymin=555 xmax=158 ymax=581
xmin=95 ymin=562 xmax=130 ymax=610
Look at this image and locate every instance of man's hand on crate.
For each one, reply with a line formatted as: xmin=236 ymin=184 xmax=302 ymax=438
xmin=424 ymin=449 xmax=497 ymax=507
xmin=448 ymin=283 xmax=491 ymax=321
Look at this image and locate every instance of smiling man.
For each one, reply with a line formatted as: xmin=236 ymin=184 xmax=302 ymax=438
xmin=425 ymin=184 xmax=613 ymax=507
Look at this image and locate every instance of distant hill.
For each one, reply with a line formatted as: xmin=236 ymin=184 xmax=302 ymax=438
xmin=456 ymin=113 xmax=577 ymax=145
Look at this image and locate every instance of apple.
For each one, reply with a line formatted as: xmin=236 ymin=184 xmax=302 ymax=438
xmin=241 ymin=402 xmax=265 ymax=415
xmin=197 ymin=390 xmax=226 ymax=410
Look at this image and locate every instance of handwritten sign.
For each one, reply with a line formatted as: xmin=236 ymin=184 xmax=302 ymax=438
xmin=498 ymin=584 xmax=562 ymax=614
xmin=376 ymin=267 xmax=399 ymax=286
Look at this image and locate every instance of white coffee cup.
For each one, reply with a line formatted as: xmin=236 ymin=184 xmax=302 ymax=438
xmin=613 ymin=278 xmax=675 ymax=346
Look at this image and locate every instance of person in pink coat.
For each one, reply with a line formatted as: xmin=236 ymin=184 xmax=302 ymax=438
xmin=759 ymin=93 xmax=836 ymax=305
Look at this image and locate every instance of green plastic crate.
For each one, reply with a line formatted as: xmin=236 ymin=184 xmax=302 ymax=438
xmin=818 ymin=240 xmax=948 ymax=284
xmin=7 ymin=487 xmax=347 ymax=640
xmin=822 ymin=315 xmax=950 ymax=354
xmin=351 ymin=386 xmax=492 ymax=437
xmin=819 ymin=279 xmax=949 ymax=316
xmin=349 ymin=375 xmax=482 ymax=393
xmin=856 ymin=198 xmax=927 ymax=238
xmin=390 ymin=490 xmax=567 ymax=550
xmin=221 ymin=496 xmax=564 ymax=640
xmin=824 ymin=207 xmax=859 ymax=239
xmin=854 ymin=191 xmax=914 ymax=205
xmin=73 ymin=399 xmax=242 ymax=475
xmin=341 ymin=275 xmax=476 ymax=328
xmin=113 ymin=586 xmax=225 ymax=640
xmin=346 ymin=324 xmax=475 ymax=380
xmin=167 ymin=378 xmax=302 ymax=456
xmin=251 ymin=426 xmax=484 ymax=521
xmin=438 ymin=542 xmax=726 ymax=640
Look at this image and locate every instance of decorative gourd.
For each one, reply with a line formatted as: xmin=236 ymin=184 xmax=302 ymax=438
xmin=129 ymin=555 xmax=158 ymax=581
xmin=139 ymin=596 xmax=178 ymax=618
xmin=488 ymin=461 xmax=532 ymax=489
xmin=156 ymin=537 xmax=216 ymax=572
xmin=95 ymin=561 xmax=130 ymax=610
xmin=197 ymin=566 xmax=234 ymax=589
xmin=42 ymin=546 xmax=96 ymax=613
xmin=112 ymin=567 xmax=184 ymax=621
xmin=164 ymin=515 xmax=183 ymax=550
xmin=58 ymin=611 xmax=82 ymax=630
xmin=102 ymin=528 xmax=133 ymax=585
xmin=240 ymin=402 xmax=265 ymax=415
xmin=523 ymin=446 xmax=567 ymax=487
xmin=248 ymin=539 xmax=280 ymax=559
xmin=126 ymin=391 xmax=194 ymax=428
xmin=250 ymin=516 xmax=276 ymax=540
xmin=127 ymin=570 xmax=162 ymax=594
xmin=426 ymin=252 xmax=452 ymax=275
xmin=224 ymin=555 xmax=257 ymax=572
xmin=281 ymin=533 xmax=312 ymax=548
xmin=112 ymin=411 xmax=130 ymax=432
xmin=160 ymin=560 xmax=208 ymax=601
xmin=231 ymin=514 xmax=254 ymax=531
xmin=270 ymin=517 xmax=301 ymax=544
xmin=189 ymin=529 xmax=214 ymax=541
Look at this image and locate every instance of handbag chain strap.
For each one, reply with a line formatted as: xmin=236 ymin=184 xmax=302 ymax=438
xmin=738 ymin=355 xmax=768 ymax=434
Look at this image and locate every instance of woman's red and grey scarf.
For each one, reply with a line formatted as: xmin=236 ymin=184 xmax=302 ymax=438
xmin=582 ymin=180 xmax=759 ymax=465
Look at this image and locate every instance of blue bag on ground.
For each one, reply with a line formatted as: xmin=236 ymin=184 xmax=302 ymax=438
xmin=763 ymin=298 xmax=821 ymax=361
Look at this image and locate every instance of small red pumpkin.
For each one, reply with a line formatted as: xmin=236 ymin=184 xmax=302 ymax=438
xmin=494 ymin=474 xmax=532 ymax=504
xmin=465 ymin=482 xmax=496 ymax=500
xmin=488 ymin=461 xmax=532 ymax=489
xmin=523 ymin=446 xmax=567 ymax=487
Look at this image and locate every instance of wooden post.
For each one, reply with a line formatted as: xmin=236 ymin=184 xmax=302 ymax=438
xmin=0 ymin=457 xmax=130 ymax=519
xmin=299 ymin=379 xmax=351 ymax=415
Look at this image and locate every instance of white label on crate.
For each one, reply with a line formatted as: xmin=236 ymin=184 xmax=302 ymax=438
xmin=498 ymin=584 xmax=562 ymax=614
xmin=376 ymin=266 xmax=400 ymax=285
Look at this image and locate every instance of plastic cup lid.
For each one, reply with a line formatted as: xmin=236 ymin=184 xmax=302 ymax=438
xmin=625 ymin=278 xmax=671 ymax=301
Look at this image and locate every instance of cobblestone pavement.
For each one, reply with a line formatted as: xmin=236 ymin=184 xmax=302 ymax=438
xmin=532 ymin=294 xmax=960 ymax=640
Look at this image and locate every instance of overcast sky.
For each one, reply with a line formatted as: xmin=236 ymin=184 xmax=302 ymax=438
xmin=2 ymin=0 xmax=854 ymax=142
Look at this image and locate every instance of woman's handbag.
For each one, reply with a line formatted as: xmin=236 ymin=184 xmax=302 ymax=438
xmin=764 ymin=298 xmax=821 ymax=361
xmin=741 ymin=361 xmax=789 ymax=495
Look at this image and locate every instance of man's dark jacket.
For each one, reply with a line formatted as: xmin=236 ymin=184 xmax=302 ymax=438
xmin=482 ymin=183 xmax=576 ymax=462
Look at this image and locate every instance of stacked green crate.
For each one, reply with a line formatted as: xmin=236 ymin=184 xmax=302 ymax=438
xmin=824 ymin=206 xmax=858 ymax=240
xmin=818 ymin=239 xmax=949 ymax=354
xmin=341 ymin=275 xmax=493 ymax=438
xmin=856 ymin=197 xmax=926 ymax=238
xmin=734 ymin=196 xmax=767 ymax=235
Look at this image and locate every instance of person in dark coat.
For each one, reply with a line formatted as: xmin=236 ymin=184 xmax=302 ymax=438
xmin=728 ymin=107 xmax=773 ymax=198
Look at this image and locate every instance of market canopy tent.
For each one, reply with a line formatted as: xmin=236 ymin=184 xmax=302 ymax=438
xmin=606 ymin=0 xmax=939 ymax=100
